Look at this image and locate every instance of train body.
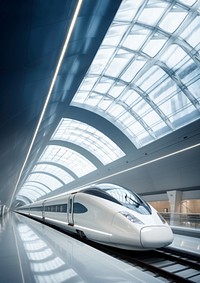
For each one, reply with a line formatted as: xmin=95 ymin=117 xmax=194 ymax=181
xmin=16 ymin=183 xmax=173 ymax=250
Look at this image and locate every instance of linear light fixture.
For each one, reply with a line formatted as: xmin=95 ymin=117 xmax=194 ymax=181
xmin=42 ymin=142 xmax=200 ymax=200
xmin=9 ymin=0 xmax=83 ymax=208
xmin=75 ymin=142 xmax=200 ymax=190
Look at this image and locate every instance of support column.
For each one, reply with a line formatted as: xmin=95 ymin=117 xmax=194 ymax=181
xmin=167 ymin=190 xmax=182 ymax=226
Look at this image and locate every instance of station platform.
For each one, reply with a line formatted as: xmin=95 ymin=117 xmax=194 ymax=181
xmin=0 ymin=212 xmax=199 ymax=283
xmin=0 ymin=212 xmax=163 ymax=283
xmin=168 ymin=226 xmax=200 ymax=257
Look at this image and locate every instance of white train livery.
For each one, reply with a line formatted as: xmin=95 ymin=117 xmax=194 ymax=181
xmin=16 ymin=183 xmax=173 ymax=250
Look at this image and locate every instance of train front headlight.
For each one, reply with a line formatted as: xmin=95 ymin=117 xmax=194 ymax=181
xmin=120 ymin=211 xmax=144 ymax=225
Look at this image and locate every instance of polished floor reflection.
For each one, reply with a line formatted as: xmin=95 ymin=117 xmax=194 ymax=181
xmin=0 ymin=212 xmax=164 ymax=283
xmin=168 ymin=233 xmax=200 ymax=256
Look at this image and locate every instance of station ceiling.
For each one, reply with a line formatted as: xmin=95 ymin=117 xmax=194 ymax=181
xmin=0 ymin=0 xmax=200 ymax=208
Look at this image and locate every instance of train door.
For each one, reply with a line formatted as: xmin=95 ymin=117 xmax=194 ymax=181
xmin=67 ymin=194 xmax=75 ymax=226
xmin=42 ymin=200 xmax=46 ymax=219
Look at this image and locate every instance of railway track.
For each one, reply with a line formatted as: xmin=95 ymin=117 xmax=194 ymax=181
xmin=88 ymin=241 xmax=200 ymax=283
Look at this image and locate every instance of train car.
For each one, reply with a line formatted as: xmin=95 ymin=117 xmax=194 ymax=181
xmin=16 ymin=183 xmax=174 ymax=250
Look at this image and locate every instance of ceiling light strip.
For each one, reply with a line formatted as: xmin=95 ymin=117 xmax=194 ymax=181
xmin=9 ymin=0 xmax=83 ymax=207
xmin=76 ymin=142 xmax=200 ymax=190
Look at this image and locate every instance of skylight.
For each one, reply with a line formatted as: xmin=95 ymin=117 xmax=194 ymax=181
xmin=39 ymin=145 xmax=97 ymax=177
xmin=18 ymin=190 xmax=37 ymax=202
xmin=32 ymin=163 xmax=74 ymax=184
xmin=71 ymin=0 xmax=200 ymax=148
xmin=51 ymin=118 xmax=125 ymax=165
xmin=26 ymin=173 xmax=63 ymax=191
xmin=23 ymin=181 xmax=51 ymax=194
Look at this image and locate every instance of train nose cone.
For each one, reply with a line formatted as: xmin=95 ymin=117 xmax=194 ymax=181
xmin=140 ymin=226 xmax=174 ymax=248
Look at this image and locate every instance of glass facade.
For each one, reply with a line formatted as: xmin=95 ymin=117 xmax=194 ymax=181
xmin=16 ymin=0 xmax=200 ymax=203
xmin=51 ymin=118 xmax=125 ymax=165
xmin=38 ymin=145 xmax=97 ymax=178
xmin=71 ymin=0 xmax=200 ymax=148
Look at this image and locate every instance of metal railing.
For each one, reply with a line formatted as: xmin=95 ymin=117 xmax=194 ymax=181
xmin=160 ymin=212 xmax=200 ymax=229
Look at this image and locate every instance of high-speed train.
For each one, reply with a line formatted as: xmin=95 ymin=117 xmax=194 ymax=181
xmin=16 ymin=183 xmax=173 ymax=250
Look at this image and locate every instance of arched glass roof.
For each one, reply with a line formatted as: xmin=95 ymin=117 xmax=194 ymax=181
xmin=71 ymin=0 xmax=200 ymax=148
xmin=51 ymin=118 xmax=125 ymax=165
xmin=39 ymin=145 xmax=97 ymax=177
xmin=18 ymin=190 xmax=39 ymax=202
xmin=16 ymin=0 xmax=200 ymax=204
xmin=32 ymin=164 xmax=74 ymax=184
xmin=23 ymin=182 xmax=52 ymax=194
xmin=19 ymin=188 xmax=44 ymax=199
xmin=26 ymin=173 xmax=63 ymax=191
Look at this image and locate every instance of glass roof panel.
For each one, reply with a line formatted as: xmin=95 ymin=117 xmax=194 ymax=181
xmin=109 ymin=84 xmax=126 ymax=99
xmin=51 ymin=118 xmax=125 ymax=165
xmin=136 ymin=66 xmax=166 ymax=91
xmin=71 ymin=0 xmax=200 ymax=148
xmin=80 ymin=76 xmax=97 ymax=91
xmin=20 ymin=187 xmax=44 ymax=198
xmin=39 ymin=145 xmax=97 ymax=177
xmin=89 ymin=47 xmax=115 ymax=75
xmin=159 ymin=9 xmax=188 ymax=33
xmin=179 ymin=0 xmax=197 ymax=5
xmin=114 ymin=0 xmax=140 ymax=21
xmin=94 ymin=77 xmax=113 ymax=93
xmin=32 ymin=164 xmax=74 ymax=184
xmin=18 ymin=191 xmax=36 ymax=202
xmin=159 ymin=44 xmax=189 ymax=69
xmin=105 ymin=52 xmax=133 ymax=77
xmin=85 ymin=92 xmax=101 ymax=107
xmin=98 ymin=98 xmax=112 ymax=111
xmin=26 ymin=173 xmax=63 ymax=191
xmin=123 ymin=26 xmax=150 ymax=50
xmin=24 ymin=181 xmax=51 ymax=193
xmin=181 ymin=17 xmax=200 ymax=48
xmin=103 ymin=24 xmax=129 ymax=46
xmin=148 ymin=78 xmax=177 ymax=104
xmin=187 ymin=79 xmax=200 ymax=101
xmin=143 ymin=37 xmax=167 ymax=57
xmin=121 ymin=58 xmax=147 ymax=82
xmin=142 ymin=110 xmax=162 ymax=127
xmin=137 ymin=2 xmax=168 ymax=26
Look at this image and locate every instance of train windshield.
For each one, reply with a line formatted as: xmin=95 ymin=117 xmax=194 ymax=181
xmin=99 ymin=184 xmax=152 ymax=215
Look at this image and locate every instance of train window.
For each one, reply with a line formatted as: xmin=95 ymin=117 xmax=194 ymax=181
xmin=83 ymin=188 xmax=121 ymax=205
xmin=105 ymin=188 xmax=152 ymax=215
xmin=73 ymin=202 xmax=88 ymax=213
xmin=62 ymin=204 xmax=67 ymax=212
xmin=45 ymin=204 xmax=68 ymax=213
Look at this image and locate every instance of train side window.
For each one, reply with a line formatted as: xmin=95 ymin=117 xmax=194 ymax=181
xmin=74 ymin=202 xmax=88 ymax=213
xmin=62 ymin=204 xmax=67 ymax=212
xmin=83 ymin=188 xmax=121 ymax=205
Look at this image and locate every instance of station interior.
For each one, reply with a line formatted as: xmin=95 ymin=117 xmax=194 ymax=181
xmin=0 ymin=0 xmax=200 ymax=282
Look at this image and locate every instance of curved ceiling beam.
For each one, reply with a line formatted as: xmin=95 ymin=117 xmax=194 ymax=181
xmin=26 ymin=171 xmax=63 ymax=191
xmin=38 ymin=145 xmax=97 ymax=178
xmin=36 ymin=161 xmax=77 ymax=180
xmin=30 ymin=171 xmax=65 ymax=186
